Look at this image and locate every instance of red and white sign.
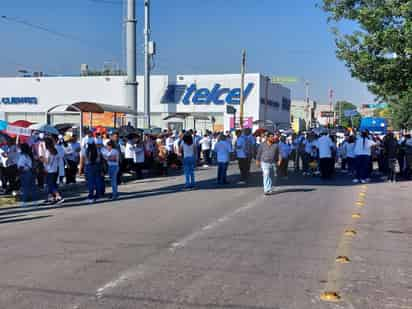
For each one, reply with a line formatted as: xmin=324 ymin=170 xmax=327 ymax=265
xmin=230 ymin=117 xmax=253 ymax=129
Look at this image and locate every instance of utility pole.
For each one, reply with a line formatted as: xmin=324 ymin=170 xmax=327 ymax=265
xmin=239 ymin=49 xmax=246 ymax=129
xmin=305 ymin=80 xmax=310 ymax=129
xmin=126 ymin=0 xmax=138 ymax=128
xmin=264 ymin=76 xmax=269 ymax=127
xmin=329 ymin=88 xmax=334 ymax=127
xmin=144 ymin=0 xmax=152 ymax=129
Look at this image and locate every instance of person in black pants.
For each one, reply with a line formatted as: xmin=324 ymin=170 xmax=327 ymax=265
xmin=316 ymin=132 xmax=335 ymax=179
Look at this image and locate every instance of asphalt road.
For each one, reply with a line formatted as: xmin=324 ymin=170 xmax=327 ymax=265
xmin=0 ymin=165 xmax=411 ymax=309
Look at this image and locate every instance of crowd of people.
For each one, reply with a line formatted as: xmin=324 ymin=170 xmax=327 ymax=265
xmin=1 ymin=126 xmax=412 ymax=206
xmin=254 ymin=128 xmax=412 ymax=194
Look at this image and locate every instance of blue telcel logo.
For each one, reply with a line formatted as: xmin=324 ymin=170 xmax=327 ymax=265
xmin=161 ymin=83 xmax=254 ymax=105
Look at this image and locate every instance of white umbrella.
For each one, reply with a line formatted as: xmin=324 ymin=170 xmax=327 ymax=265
xmin=29 ymin=124 xmax=59 ymax=135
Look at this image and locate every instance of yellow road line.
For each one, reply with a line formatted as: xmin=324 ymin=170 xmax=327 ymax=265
xmin=321 ymin=186 xmax=368 ymax=302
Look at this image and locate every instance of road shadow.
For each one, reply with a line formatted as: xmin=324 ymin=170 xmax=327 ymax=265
xmin=0 ymin=215 xmax=52 ymax=225
xmin=0 ymin=165 xmax=390 ymax=220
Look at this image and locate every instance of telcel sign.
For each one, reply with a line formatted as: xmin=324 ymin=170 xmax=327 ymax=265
xmin=1 ymin=97 xmax=38 ymax=104
xmin=174 ymin=83 xmax=254 ymax=105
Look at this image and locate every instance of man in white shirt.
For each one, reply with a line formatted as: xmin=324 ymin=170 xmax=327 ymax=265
xmin=314 ymin=132 xmax=336 ymax=179
xmin=199 ymin=134 xmax=212 ymax=167
xmin=134 ymin=137 xmax=145 ymax=179
xmin=166 ymin=134 xmax=175 ymax=153
xmin=124 ymin=137 xmax=136 ymax=172
xmin=302 ymin=133 xmax=315 ymax=175
xmin=278 ymin=136 xmax=291 ymax=177
xmin=65 ymin=135 xmax=81 ymax=184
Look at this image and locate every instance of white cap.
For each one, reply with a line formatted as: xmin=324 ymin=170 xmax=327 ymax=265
xmin=39 ymin=133 xmax=45 ymax=139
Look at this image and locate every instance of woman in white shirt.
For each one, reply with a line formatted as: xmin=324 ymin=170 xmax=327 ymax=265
xmin=353 ymin=131 xmax=376 ymax=183
xmin=179 ymin=134 xmax=197 ymax=189
xmin=41 ymin=138 xmax=64 ymax=204
xmin=345 ymin=135 xmax=356 ymax=177
xmin=17 ymin=143 xmax=36 ymax=206
xmin=103 ymin=141 xmax=120 ymax=200
xmin=125 ymin=138 xmax=136 ymax=174
xmin=134 ymin=137 xmax=145 ymax=179
xmin=213 ymin=134 xmax=232 ymax=185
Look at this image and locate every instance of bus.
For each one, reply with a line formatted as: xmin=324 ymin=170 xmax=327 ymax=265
xmin=360 ymin=117 xmax=388 ymax=135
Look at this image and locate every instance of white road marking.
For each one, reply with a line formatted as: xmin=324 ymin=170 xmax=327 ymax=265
xmin=94 ymin=189 xmax=260 ymax=299
xmin=169 ymin=195 xmax=264 ymax=252
xmin=95 ymin=264 xmax=146 ymax=299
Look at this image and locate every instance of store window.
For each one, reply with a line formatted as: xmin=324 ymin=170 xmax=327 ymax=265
xmin=6 ymin=112 xmax=44 ymax=124
xmin=50 ymin=114 xmax=81 ymax=126
xmin=282 ymin=98 xmax=291 ymax=111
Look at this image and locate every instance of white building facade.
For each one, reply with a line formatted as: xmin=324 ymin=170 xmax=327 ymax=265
xmin=0 ymin=73 xmax=291 ymax=132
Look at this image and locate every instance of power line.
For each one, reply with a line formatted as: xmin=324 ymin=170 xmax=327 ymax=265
xmin=1 ymin=15 xmax=93 ymax=45
xmin=1 ymin=15 xmax=122 ymax=63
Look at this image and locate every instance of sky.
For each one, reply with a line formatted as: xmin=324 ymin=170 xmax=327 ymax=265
xmin=0 ymin=0 xmax=375 ymax=105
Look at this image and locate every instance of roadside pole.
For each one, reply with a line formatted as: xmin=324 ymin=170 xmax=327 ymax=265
xmin=126 ymin=0 xmax=138 ymax=128
xmin=305 ymin=80 xmax=310 ymax=129
xmin=264 ymin=76 xmax=269 ymax=127
xmin=239 ymin=49 xmax=246 ymax=129
xmin=144 ymin=0 xmax=151 ymax=129
xmin=329 ymin=88 xmax=334 ymax=127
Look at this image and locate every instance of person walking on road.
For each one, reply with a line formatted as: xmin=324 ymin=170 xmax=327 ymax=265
xmin=199 ymin=134 xmax=212 ymax=167
xmin=179 ymin=133 xmax=197 ymax=189
xmin=256 ymin=133 xmax=280 ymax=195
xmin=82 ymin=138 xmax=103 ymax=203
xmin=236 ymin=129 xmax=252 ymax=183
xmin=345 ymin=135 xmax=356 ymax=177
xmin=278 ymin=135 xmax=291 ymax=178
xmin=353 ymin=130 xmax=376 ymax=184
xmin=213 ymin=134 xmax=232 ymax=185
xmin=314 ymin=131 xmax=335 ymax=180
xmin=102 ymin=141 xmax=120 ymax=200
xmin=383 ymin=131 xmax=399 ymax=183
xmin=65 ymin=135 xmax=80 ymax=185
xmin=41 ymin=138 xmax=64 ymax=205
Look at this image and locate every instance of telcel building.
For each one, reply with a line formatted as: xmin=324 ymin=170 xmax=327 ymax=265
xmin=0 ymin=73 xmax=291 ymax=132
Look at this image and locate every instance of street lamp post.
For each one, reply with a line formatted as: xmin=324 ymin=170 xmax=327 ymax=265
xmin=239 ymin=49 xmax=246 ymax=129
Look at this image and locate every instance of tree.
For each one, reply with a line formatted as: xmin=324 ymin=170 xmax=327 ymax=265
xmin=322 ymin=0 xmax=412 ymax=129
xmin=334 ymin=101 xmax=361 ymax=128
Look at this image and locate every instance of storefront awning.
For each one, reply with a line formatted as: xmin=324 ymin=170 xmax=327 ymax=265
xmin=163 ymin=113 xmax=190 ymax=120
xmin=163 ymin=113 xmax=211 ymax=121
xmin=48 ymin=102 xmax=139 ymax=115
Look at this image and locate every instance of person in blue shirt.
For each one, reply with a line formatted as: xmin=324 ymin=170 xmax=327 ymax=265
xmin=235 ymin=129 xmax=252 ymax=183
xmin=213 ymin=134 xmax=232 ymax=185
